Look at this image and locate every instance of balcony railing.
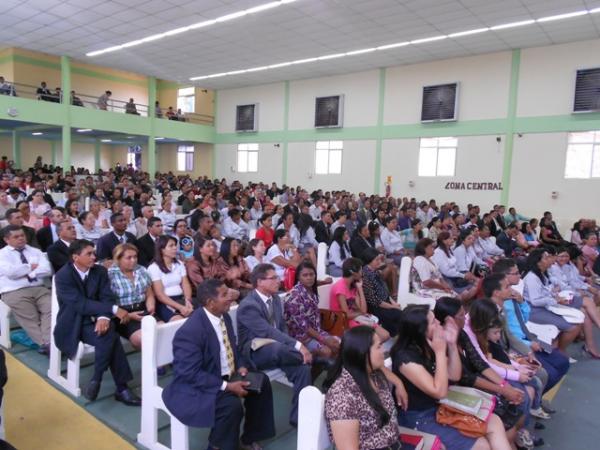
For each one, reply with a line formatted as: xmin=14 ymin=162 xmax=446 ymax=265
xmin=0 ymin=79 xmax=214 ymax=125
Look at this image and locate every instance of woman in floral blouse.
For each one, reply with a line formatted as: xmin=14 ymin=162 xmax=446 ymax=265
xmin=283 ymin=261 xmax=340 ymax=361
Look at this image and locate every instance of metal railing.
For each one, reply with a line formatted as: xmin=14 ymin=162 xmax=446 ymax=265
xmin=0 ymin=79 xmax=215 ymax=124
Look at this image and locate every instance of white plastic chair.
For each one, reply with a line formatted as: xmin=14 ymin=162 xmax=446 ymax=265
xmin=397 ymin=256 xmax=435 ymax=310
xmin=316 ymin=242 xmax=328 ymax=280
xmin=0 ymin=300 xmax=12 ymax=349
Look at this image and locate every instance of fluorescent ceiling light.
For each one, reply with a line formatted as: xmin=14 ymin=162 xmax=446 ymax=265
xmin=448 ymin=28 xmax=489 ymax=38
xmin=188 ymin=7 xmax=596 ymax=83
xmin=537 ymin=10 xmax=588 ymax=22
xmin=376 ymin=42 xmax=410 ymax=50
xmin=86 ymin=0 xmax=299 ymax=57
xmin=490 ymin=20 xmax=535 ymax=30
xmin=77 ymin=128 xmax=92 ymax=133
xmin=155 ymin=137 xmax=164 ymax=140
xmin=32 ymin=132 xmax=43 ymax=136
xmin=101 ymin=139 xmax=112 ymax=142
xmin=410 ymin=35 xmax=446 ymax=45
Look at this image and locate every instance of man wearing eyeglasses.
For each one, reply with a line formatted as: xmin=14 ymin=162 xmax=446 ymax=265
xmin=236 ymin=263 xmax=312 ymax=427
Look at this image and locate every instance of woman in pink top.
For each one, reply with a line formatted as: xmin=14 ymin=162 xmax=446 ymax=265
xmin=329 ymin=257 xmax=390 ymax=343
xmin=581 ymin=232 xmax=599 ymax=275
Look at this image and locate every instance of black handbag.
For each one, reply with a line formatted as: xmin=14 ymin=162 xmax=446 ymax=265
xmin=229 ymin=371 xmax=266 ymax=394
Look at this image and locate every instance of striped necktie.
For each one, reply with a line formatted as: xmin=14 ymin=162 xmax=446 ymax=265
xmin=219 ymin=318 xmax=235 ymax=376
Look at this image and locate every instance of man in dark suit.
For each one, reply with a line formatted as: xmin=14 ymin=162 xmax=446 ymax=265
xmin=136 ymin=217 xmax=163 ymax=267
xmin=314 ymin=211 xmax=333 ymax=244
xmin=163 ymin=279 xmax=275 ymax=450
xmin=47 ymin=220 xmax=77 ymax=273
xmin=54 ymin=239 xmax=140 ymax=405
xmin=496 ymin=223 xmax=520 ymax=257
xmin=96 ymin=212 xmax=137 ymax=262
xmin=237 ymin=264 xmax=312 ymax=427
xmin=0 ymin=208 xmax=38 ymax=249
xmin=36 ymin=208 xmax=65 ymax=252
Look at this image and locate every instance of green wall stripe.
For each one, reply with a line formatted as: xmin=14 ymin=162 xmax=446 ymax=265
xmin=374 ymin=68 xmax=386 ymax=194
xmin=282 ymin=81 xmax=290 ymax=185
xmin=212 ymin=90 xmax=218 ymax=178
xmin=500 ymin=49 xmax=521 ymax=205
xmin=0 ymin=54 xmax=12 ymax=66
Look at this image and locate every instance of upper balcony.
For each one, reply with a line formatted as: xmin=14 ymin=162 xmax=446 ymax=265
xmin=0 ymin=80 xmax=215 ymax=144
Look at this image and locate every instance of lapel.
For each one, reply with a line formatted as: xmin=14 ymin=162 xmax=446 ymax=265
xmin=199 ymin=308 xmax=222 ymax=373
xmin=68 ymin=263 xmax=87 ymax=295
xmin=252 ymin=290 xmax=271 ymax=321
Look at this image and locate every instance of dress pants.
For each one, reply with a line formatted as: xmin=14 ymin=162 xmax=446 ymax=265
xmin=80 ymin=321 xmax=133 ymax=389
xmin=2 ymin=286 xmax=51 ymax=346
xmin=251 ymin=342 xmax=311 ymax=426
xmin=209 ymin=376 xmax=276 ymax=450
xmin=535 ymin=349 xmax=570 ymax=393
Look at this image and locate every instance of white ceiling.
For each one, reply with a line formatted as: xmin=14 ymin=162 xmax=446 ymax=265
xmin=2 ymin=0 xmax=600 ymax=89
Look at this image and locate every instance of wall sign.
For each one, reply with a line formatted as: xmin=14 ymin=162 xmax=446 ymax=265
xmin=444 ymin=181 xmax=503 ymax=190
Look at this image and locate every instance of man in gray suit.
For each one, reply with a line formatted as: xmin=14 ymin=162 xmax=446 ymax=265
xmin=237 ymin=263 xmax=312 ymax=427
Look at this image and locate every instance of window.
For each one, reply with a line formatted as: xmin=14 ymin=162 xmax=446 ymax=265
xmin=564 ymin=131 xmax=600 ymax=178
xmin=315 ymin=141 xmax=343 ymax=174
xmin=418 ymin=137 xmax=457 ymax=176
xmin=237 ymin=143 xmax=258 ymax=172
xmin=127 ymin=145 xmax=141 ymax=169
xmin=177 ymin=145 xmax=194 ymax=171
xmin=177 ymin=87 xmax=195 ymax=113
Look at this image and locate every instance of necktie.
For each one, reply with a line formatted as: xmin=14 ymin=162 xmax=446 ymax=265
xmin=16 ymin=248 xmax=37 ymax=282
xmin=266 ymin=298 xmax=275 ymax=325
xmin=119 ymin=236 xmax=125 ymax=244
xmin=219 ymin=318 xmax=235 ymax=376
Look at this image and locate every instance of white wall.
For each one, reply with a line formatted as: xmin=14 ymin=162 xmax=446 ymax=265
xmin=381 ymin=135 xmax=505 ymax=211
xmin=384 ymin=51 xmax=512 ymax=124
xmin=288 ymin=70 xmax=380 ymax=129
xmin=215 ymin=142 xmax=283 ymax=185
xmin=517 ymin=39 xmax=600 ymax=117
xmin=216 ymin=82 xmax=285 ymax=133
xmin=287 ymin=140 xmax=376 ymax=193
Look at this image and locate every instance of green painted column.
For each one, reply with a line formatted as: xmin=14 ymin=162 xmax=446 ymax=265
xmin=51 ymin=140 xmax=57 ymax=166
xmin=147 ymin=77 xmax=157 ymax=175
xmin=281 ymin=81 xmax=290 ymax=185
xmin=61 ymin=55 xmax=72 ymax=169
xmin=11 ymin=131 xmax=21 ymax=169
xmin=373 ymin=68 xmax=386 ymax=194
xmin=94 ymin=139 xmax=101 ymax=173
xmin=500 ymin=49 xmax=521 ymax=205
xmin=212 ymin=90 xmax=218 ymax=179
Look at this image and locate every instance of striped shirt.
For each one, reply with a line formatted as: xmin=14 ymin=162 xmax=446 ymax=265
xmin=108 ymin=265 xmax=152 ymax=307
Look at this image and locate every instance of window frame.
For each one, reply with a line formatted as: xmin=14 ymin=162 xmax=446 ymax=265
xmin=177 ymin=87 xmax=195 ymax=114
xmin=315 ymin=140 xmax=343 ymax=175
xmin=417 ymin=136 xmax=457 ymax=177
xmin=177 ymin=145 xmax=194 ymax=172
xmin=237 ymin=143 xmax=259 ymax=173
xmin=564 ymin=131 xmax=600 ymax=179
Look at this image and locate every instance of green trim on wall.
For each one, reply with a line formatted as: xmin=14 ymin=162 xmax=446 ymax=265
xmin=0 ymin=54 xmax=12 ymax=66
xmin=157 ymin=80 xmax=182 ymax=90
xmin=61 ymin=56 xmax=72 ymax=169
xmin=515 ymin=113 xmax=600 ymax=133
xmin=282 ymin=81 xmax=290 ymax=185
xmin=374 ymin=68 xmax=386 ymax=194
xmin=212 ymin=91 xmax=218 ymax=178
xmin=147 ymin=77 xmax=157 ymax=176
xmin=500 ymin=49 xmax=521 ymax=205
xmin=12 ymin=131 xmax=21 ymax=169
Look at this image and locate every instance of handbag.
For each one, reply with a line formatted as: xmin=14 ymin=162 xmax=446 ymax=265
xmin=282 ymin=267 xmax=296 ymax=291
xmin=436 ymin=404 xmax=488 ymax=438
xmin=229 ymin=371 xmax=266 ymax=394
xmin=320 ymin=310 xmax=348 ymax=337
xmin=437 ymin=386 xmax=495 ymax=438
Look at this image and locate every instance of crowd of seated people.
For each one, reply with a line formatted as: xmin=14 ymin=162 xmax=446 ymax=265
xmin=1 ymin=159 xmax=600 ymax=449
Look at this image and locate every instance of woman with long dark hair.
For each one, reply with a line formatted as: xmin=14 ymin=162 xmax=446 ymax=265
xmin=328 ymin=226 xmax=351 ymax=277
xmin=148 ymin=235 xmax=193 ymax=322
xmin=431 ymin=231 xmax=478 ymax=294
xmin=218 ymin=237 xmax=252 ymax=295
xmin=324 ymin=326 xmax=406 ymax=450
xmin=392 ymin=305 xmax=511 ymax=450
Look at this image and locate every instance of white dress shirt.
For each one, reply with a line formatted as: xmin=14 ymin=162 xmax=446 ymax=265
xmin=0 ymin=245 xmax=52 ymax=294
xmin=380 ymin=227 xmax=404 ymax=254
xmin=204 ymin=307 xmax=232 ymax=390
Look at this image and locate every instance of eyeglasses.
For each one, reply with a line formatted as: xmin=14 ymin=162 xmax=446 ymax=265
xmin=262 ymin=275 xmax=279 ymax=281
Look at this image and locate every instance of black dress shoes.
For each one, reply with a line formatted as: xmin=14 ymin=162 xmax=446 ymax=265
xmin=115 ymin=388 xmax=141 ymax=406
xmin=83 ymin=380 xmax=101 ymax=401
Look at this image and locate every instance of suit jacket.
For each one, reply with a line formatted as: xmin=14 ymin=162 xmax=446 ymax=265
xmin=496 ymin=231 xmax=517 ymax=257
xmin=47 ymin=239 xmax=70 ymax=273
xmin=314 ymin=220 xmax=331 ymax=244
xmin=162 ymin=308 xmax=242 ymax=427
xmin=54 ymin=263 xmax=116 ymax=358
xmin=95 ymin=231 xmax=137 ymax=261
xmin=237 ymin=290 xmax=297 ymax=367
xmin=136 ymin=233 xmax=156 ymax=267
xmin=36 ymin=225 xmax=55 ymax=252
